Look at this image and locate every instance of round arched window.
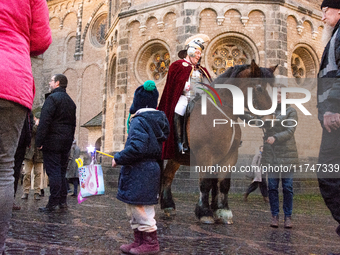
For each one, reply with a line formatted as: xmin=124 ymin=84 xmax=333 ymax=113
xmin=148 ymin=51 xmax=170 ymax=81
xmin=91 ymin=14 xmax=108 ymax=47
xmin=207 ymin=36 xmax=255 ymax=77
xmin=291 ymin=47 xmax=317 ymax=83
xmin=135 ymin=42 xmax=171 ymax=84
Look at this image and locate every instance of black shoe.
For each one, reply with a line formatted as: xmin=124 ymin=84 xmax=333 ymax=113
xmin=59 ymin=203 xmax=68 ymax=209
xmin=38 ymin=204 xmax=58 ymax=212
xmin=40 ymin=189 xmax=44 ymax=197
xmin=70 ymin=193 xmax=77 ymax=197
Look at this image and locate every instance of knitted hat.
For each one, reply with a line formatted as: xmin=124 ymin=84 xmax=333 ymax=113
xmin=129 ymin=80 xmax=159 ymax=114
xmin=321 ymin=0 xmax=340 ymax=9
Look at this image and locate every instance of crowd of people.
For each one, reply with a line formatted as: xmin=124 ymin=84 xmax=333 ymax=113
xmin=1 ymin=0 xmax=340 ymax=254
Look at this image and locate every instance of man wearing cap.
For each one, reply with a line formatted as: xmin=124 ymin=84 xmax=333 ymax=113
xmin=36 ymin=74 xmax=76 ymax=212
xmin=317 ymin=0 xmax=340 ymax=237
xmin=158 ymin=34 xmax=212 ymax=158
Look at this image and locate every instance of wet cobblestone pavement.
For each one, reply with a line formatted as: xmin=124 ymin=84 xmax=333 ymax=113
xmin=5 ymin=184 xmax=340 ymax=255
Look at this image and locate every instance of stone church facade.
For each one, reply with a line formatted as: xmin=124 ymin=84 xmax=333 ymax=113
xmin=33 ymin=0 xmax=324 ymax=162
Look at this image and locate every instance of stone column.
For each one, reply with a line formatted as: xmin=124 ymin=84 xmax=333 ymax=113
xmin=113 ymin=27 xmax=128 ymax=151
xmin=74 ymin=1 xmax=84 ymax=61
xmin=265 ymin=5 xmax=288 ymax=76
xmin=177 ymin=5 xmax=199 ymax=52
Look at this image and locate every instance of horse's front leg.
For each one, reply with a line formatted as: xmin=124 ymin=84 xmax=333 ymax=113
xmin=160 ymin=159 xmax=180 ymax=215
xmin=214 ymin=177 xmax=233 ymax=224
xmin=195 ymin=178 xmax=215 ymax=224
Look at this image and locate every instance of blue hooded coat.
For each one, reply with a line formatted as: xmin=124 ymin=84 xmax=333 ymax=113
xmin=115 ymin=109 xmax=170 ymax=205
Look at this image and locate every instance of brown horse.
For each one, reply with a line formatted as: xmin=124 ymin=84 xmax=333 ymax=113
xmin=160 ymin=60 xmax=277 ymax=224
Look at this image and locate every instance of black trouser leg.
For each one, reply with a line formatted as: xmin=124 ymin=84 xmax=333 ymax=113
xmin=13 ymin=147 xmax=25 ymax=196
xmin=318 ymin=128 xmax=340 ymax=225
xmin=246 ymin=182 xmax=259 ymax=195
xmin=259 ymin=177 xmax=268 ymax=197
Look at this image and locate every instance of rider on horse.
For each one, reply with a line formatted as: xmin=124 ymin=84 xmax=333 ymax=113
xmin=158 ymin=34 xmax=212 ymax=158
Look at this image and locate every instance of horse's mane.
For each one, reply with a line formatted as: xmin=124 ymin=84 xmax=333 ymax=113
xmin=212 ymin=64 xmax=275 ymax=86
xmin=259 ymin=67 xmax=275 ymax=78
xmin=215 ymin=65 xmax=250 ymax=80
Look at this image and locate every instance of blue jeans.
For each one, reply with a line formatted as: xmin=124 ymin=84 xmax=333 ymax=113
xmin=0 ymin=99 xmax=26 ymax=253
xmin=268 ymin=172 xmax=294 ymax=217
xmin=43 ymin=151 xmax=69 ymax=206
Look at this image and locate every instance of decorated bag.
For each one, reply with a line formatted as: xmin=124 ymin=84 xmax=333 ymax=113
xmin=78 ymin=163 xmax=105 ymax=203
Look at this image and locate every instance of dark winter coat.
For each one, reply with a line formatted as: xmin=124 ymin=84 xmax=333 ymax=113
xmin=36 ymin=87 xmax=76 ymax=154
xmin=261 ymin=105 xmax=299 ymax=166
xmin=115 ymin=109 xmax=170 ymax=205
xmin=17 ymin=111 xmax=33 ymax=151
xmin=25 ymin=123 xmax=43 ymax=163
xmin=318 ymin=19 xmax=340 ymax=123
xmin=66 ymin=143 xmax=80 ymax=179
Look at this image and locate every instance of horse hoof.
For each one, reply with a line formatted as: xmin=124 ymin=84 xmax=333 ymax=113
xmin=214 ymin=209 xmax=233 ymax=224
xmin=200 ymin=216 xmax=215 ymax=224
xmin=164 ymin=208 xmax=176 ymax=217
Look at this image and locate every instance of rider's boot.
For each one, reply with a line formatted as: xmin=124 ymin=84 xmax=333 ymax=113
xmin=174 ymin=113 xmax=188 ymax=154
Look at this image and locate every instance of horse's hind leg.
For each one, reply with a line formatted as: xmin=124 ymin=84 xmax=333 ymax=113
xmin=160 ymin=159 xmax=180 ymax=215
xmin=195 ymin=178 xmax=215 ymax=224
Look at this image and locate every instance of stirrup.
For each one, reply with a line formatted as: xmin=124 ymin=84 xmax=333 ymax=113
xmin=180 ymin=143 xmax=189 ymax=154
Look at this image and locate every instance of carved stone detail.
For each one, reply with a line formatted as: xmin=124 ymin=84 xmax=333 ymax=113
xmin=217 ymin=16 xmax=225 ymax=26
xmin=312 ymin=30 xmax=318 ymax=40
xmin=157 ymin=21 xmax=165 ymax=32
xmin=139 ymin=25 xmax=147 ymax=36
xmin=241 ymin=17 xmax=249 ymax=26
xmin=297 ymin=25 xmax=304 ymax=35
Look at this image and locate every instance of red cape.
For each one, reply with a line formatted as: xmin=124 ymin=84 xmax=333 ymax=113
xmin=158 ymin=59 xmax=211 ymax=159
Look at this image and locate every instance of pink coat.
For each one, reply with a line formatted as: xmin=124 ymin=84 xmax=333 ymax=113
xmin=0 ymin=0 xmax=52 ymax=110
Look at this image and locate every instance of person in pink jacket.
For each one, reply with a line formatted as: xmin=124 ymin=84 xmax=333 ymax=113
xmin=0 ymin=0 xmax=52 ymax=253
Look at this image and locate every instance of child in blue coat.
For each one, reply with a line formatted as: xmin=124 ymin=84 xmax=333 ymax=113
xmin=112 ymin=80 xmax=169 ymax=254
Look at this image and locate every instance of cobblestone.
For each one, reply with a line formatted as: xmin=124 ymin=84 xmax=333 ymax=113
xmin=5 ymin=184 xmax=340 ymax=255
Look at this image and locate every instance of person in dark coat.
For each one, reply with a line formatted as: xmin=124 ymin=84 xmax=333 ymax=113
xmin=12 ymin=111 xmax=33 ymax=210
xmin=21 ymin=112 xmax=44 ymax=200
xmin=112 ymin=80 xmax=169 ymax=255
xmin=66 ymin=140 xmax=80 ymax=197
xmin=36 ymin=74 xmax=76 ymax=212
xmin=261 ymin=87 xmax=298 ymax=229
xmin=317 ymin=0 xmax=340 ymax=237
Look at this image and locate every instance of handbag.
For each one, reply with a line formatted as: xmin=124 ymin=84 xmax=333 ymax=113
xmin=78 ymin=163 xmax=105 ymax=203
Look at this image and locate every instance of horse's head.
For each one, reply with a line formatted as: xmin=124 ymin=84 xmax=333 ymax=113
xmin=212 ymin=60 xmax=277 ymax=117
xmin=239 ymin=60 xmax=278 ymax=115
